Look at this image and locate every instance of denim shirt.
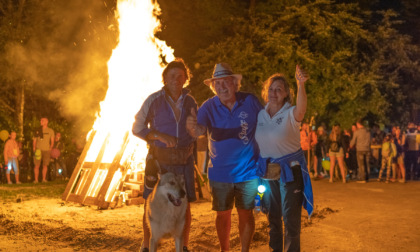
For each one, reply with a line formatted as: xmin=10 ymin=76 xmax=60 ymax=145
xmin=257 ymin=149 xmax=314 ymax=217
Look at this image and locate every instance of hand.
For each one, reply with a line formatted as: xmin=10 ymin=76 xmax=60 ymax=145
xmin=186 ymin=108 xmax=198 ymax=136
xmin=295 ymin=65 xmax=309 ymax=84
xmin=155 ymin=132 xmax=177 ymax=148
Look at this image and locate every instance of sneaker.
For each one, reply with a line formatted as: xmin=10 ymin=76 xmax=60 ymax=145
xmin=33 ymin=181 xmax=39 ymax=184
xmin=16 ymin=182 xmax=21 ymax=184
xmin=398 ymin=179 xmax=406 ymax=183
xmin=377 ymin=178 xmax=381 ymax=182
xmin=385 ymin=180 xmax=389 ymax=184
xmin=329 ymin=179 xmax=333 ymax=183
xmin=356 ymin=180 xmax=367 ymax=184
xmin=7 ymin=181 xmax=12 ymax=184
xmin=42 ymin=180 xmax=48 ymax=183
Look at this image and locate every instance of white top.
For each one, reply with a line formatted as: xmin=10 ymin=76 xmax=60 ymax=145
xmin=255 ymin=102 xmax=301 ymax=158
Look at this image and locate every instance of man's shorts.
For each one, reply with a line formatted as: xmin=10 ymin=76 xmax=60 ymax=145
xmin=329 ymin=147 xmax=344 ymax=158
xmin=6 ymin=157 xmax=19 ymax=175
xmin=34 ymin=150 xmax=51 ymax=167
xmin=142 ymin=159 xmax=197 ymax=203
xmin=210 ymin=178 xmax=258 ymax=211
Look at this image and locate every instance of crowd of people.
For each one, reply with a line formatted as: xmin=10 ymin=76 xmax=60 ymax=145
xmin=2 ymin=58 xmax=419 ymax=252
xmin=301 ymin=120 xmax=420 ymax=184
xmin=1 ymin=118 xmax=81 ymax=184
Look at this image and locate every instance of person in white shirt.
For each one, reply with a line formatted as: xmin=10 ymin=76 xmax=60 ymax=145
xmin=255 ymin=65 xmax=313 ymax=252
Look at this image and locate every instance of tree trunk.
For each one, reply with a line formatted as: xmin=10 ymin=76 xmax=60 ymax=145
xmin=16 ymin=81 xmax=25 ymax=141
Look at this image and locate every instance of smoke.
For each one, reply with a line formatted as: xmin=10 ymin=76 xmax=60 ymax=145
xmin=3 ymin=0 xmax=118 ymax=136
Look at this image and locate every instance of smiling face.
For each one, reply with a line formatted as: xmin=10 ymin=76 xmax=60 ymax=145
xmin=164 ymin=67 xmax=187 ymax=96
xmin=268 ymin=79 xmax=289 ymax=106
xmin=212 ymin=76 xmax=237 ymax=105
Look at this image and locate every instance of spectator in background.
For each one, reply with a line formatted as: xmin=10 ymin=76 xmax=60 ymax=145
xmin=300 ymin=122 xmax=317 ymax=173
xmin=378 ymin=134 xmax=396 ymax=183
xmin=33 ymin=117 xmax=55 ymax=183
xmin=314 ymin=126 xmax=328 ymax=178
xmin=350 ymin=119 xmax=371 ymax=183
xmin=392 ymin=126 xmax=406 ymax=183
xmin=404 ymin=122 xmax=419 ymax=180
xmin=51 ymin=132 xmax=67 ymax=179
xmin=343 ymin=128 xmax=357 ymax=179
xmin=371 ymin=123 xmax=385 ymax=171
xmin=18 ymin=141 xmax=30 ymax=183
xmin=3 ymin=131 xmax=21 ymax=184
xmin=327 ymin=123 xmax=347 ymax=183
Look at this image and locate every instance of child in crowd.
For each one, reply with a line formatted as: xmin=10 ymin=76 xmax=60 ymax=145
xmin=378 ymin=134 xmax=396 ymax=183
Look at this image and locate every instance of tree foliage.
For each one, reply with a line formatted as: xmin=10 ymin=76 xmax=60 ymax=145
xmin=158 ymin=0 xmax=420 ymax=129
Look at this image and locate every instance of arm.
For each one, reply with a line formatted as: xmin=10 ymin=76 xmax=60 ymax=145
xmin=186 ymin=108 xmax=206 ymax=138
xmin=33 ymin=138 xmax=36 ymax=152
xmin=3 ymin=141 xmax=8 ymax=164
xmin=50 ymin=132 xmax=55 ymax=151
xmin=350 ymin=132 xmax=356 ymax=148
xmin=293 ymin=65 xmax=309 ymax=122
xmin=132 ymin=94 xmax=177 ymax=147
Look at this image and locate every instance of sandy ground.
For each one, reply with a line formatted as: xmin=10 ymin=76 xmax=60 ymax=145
xmin=0 ymin=179 xmax=420 ymax=252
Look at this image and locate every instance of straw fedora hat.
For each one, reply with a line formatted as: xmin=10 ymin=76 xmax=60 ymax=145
xmin=203 ymin=63 xmax=242 ymax=86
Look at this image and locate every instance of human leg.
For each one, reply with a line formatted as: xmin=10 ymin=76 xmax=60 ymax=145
xmin=329 ymin=155 xmax=336 ymax=182
xmin=281 ymin=165 xmax=304 ymax=252
xmin=216 ymin=210 xmax=232 ymax=251
xmin=266 ymin=180 xmax=283 ymax=252
xmin=378 ymin=157 xmax=386 ymax=181
xmin=237 ymin=208 xmax=255 ymax=252
xmin=234 ymin=179 xmax=258 ymax=252
xmin=12 ymin=158 xmax=20 ymax=183
xmin=210 ymin=180 xmax=235 ymax=251
xmin=33 ymin=158 xmax=41 ymax=183
xmin=183 ymin=203 xmax=191 ymax=247
xmin=337 ymin=156 xmax=346 ymax=183
xmin=356 ymin=151 xmax=366 ymax=181
xmin=5 ymin=162 xmax=12 ymax=184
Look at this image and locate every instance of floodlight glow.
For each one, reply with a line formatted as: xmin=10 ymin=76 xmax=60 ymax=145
xmin=58 ymin=169 xmax=63 ymax=174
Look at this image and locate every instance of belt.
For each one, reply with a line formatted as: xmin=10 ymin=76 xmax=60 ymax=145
xmin=151 ymin=144 xmax=194 ymax=165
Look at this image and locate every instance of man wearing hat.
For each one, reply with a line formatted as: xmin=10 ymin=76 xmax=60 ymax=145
xmin=187 ymin=63 xmax=263 ymax=252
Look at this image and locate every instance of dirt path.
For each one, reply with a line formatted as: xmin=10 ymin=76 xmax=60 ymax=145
xmin=0 ymin=180 xmax=419 ymax=251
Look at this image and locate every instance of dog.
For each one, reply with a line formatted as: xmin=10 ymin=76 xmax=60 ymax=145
xmin=145 ymin=172 xmax=187 ymax=252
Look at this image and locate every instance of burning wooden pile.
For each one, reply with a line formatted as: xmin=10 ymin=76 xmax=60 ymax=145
xmin=61 ymin=0 xmax=179 ymax=208
xmin=62 ymin=131 xmax=146 ymax=209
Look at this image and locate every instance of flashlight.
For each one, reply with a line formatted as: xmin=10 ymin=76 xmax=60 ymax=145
xmin=58 ymin=168 xmax=63 ymax=174
xmin=254 ymin=184 xmax=267 ymax=214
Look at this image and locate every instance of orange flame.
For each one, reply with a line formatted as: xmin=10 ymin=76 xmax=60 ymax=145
xmin=85 ymin=0 xmax=174 ymax=172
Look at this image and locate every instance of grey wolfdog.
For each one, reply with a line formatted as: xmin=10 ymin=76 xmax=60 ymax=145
xmin=145 ymin=172 xmax=187 ymax=252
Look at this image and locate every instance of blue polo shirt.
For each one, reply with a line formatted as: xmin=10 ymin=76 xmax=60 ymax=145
xmin=197 ymin=92 xmax=263 ymax=183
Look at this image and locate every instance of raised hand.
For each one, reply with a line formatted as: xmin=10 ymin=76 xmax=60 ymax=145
xmin=295 ymin=65 xmax=309 ymax=84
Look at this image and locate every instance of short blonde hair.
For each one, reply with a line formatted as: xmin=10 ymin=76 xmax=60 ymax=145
xmin=261 ymin=73 xmax=294 ymax=104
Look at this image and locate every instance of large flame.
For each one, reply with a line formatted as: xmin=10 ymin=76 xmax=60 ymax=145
xmin=85 ymin=0 xmax=174 ymax=171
